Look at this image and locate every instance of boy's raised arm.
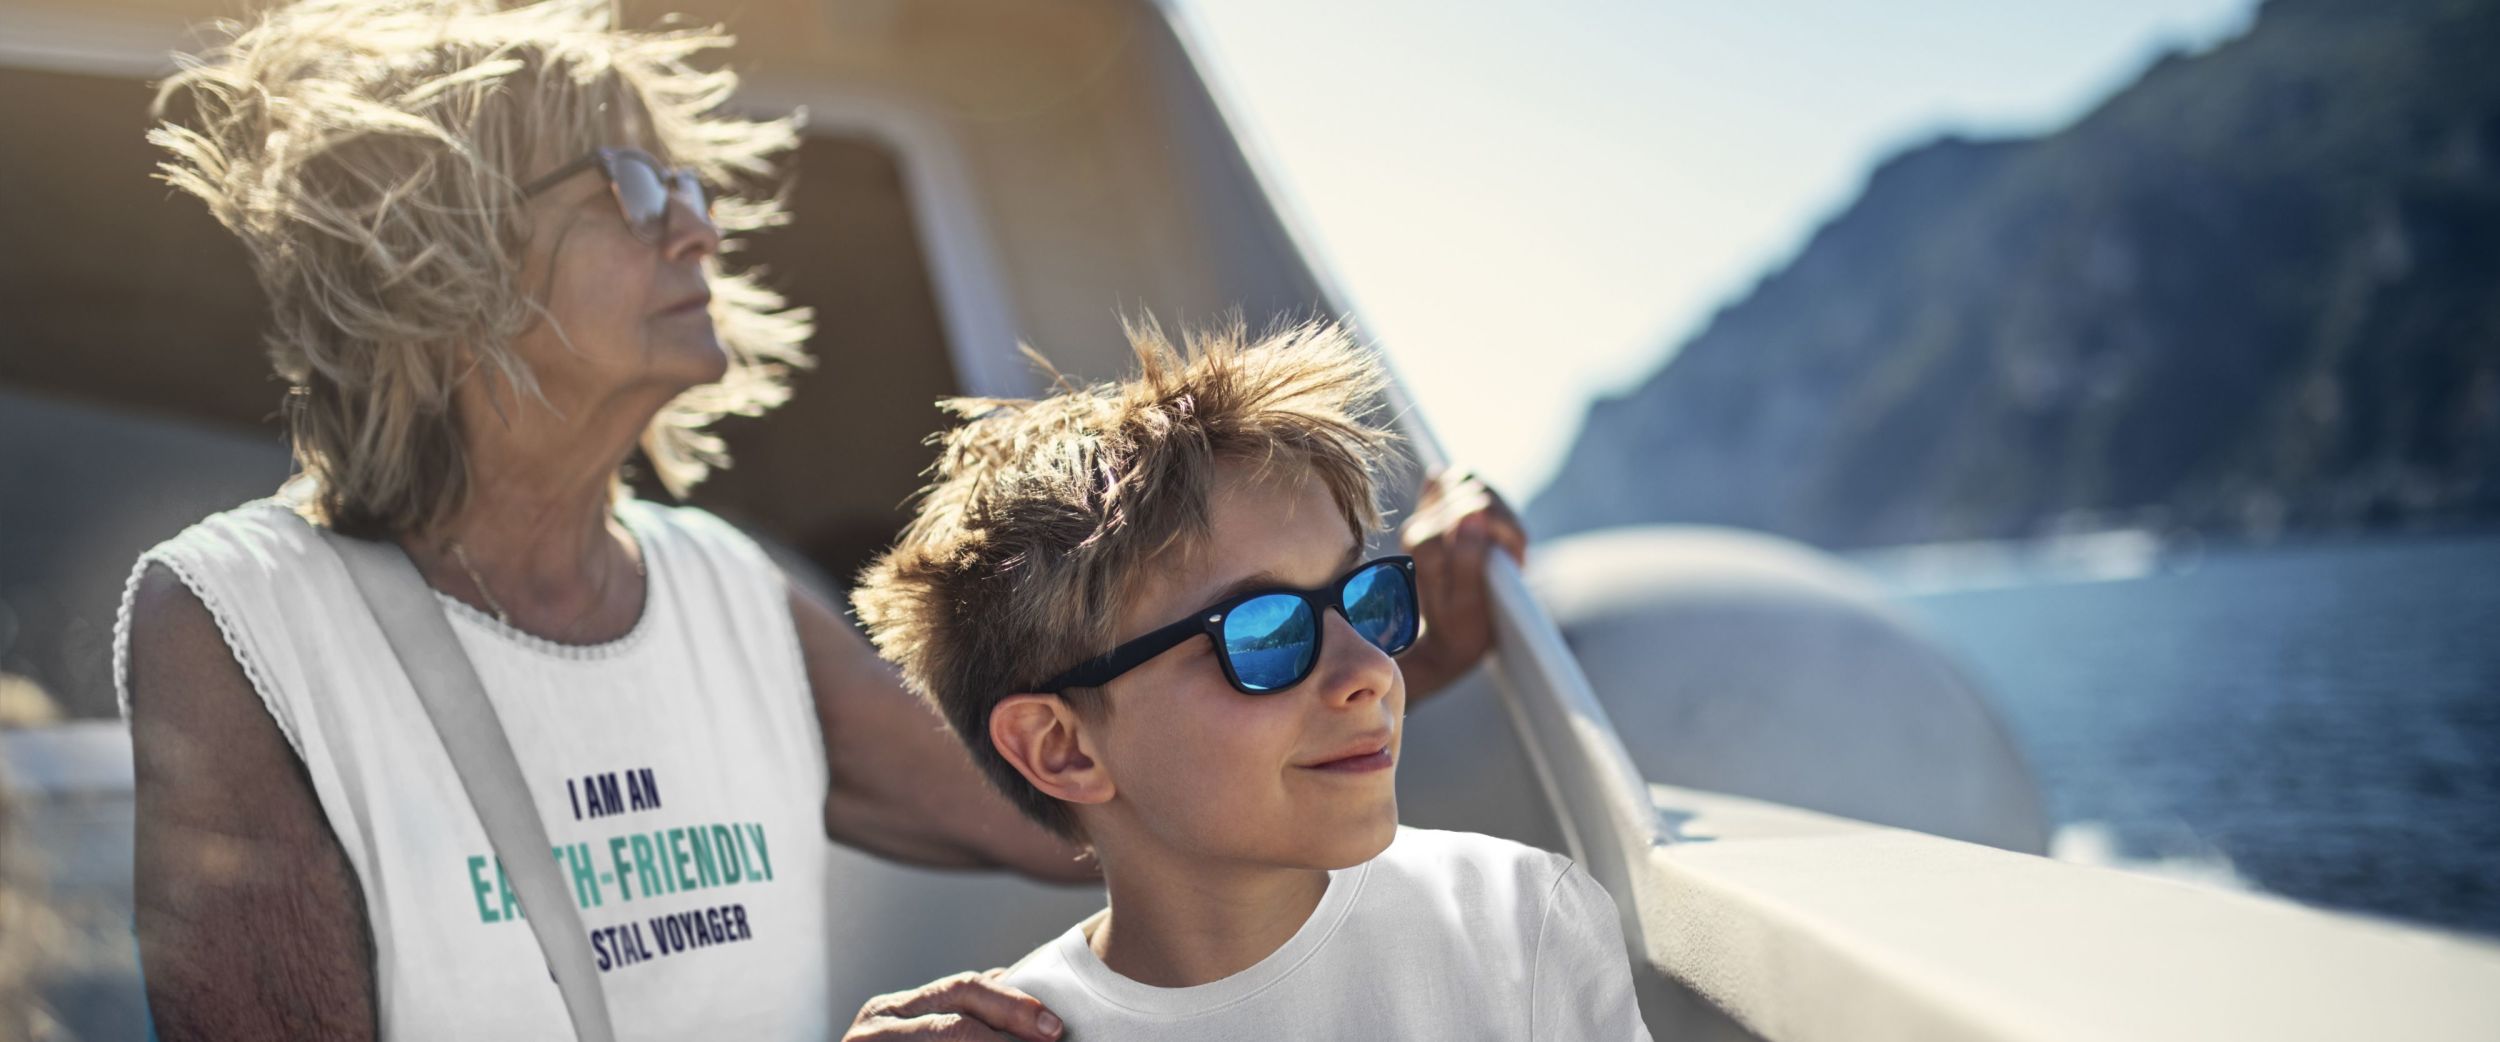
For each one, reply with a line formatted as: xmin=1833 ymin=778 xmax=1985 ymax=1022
xmin=1395 ymin=468 xmax=1531 ymax=702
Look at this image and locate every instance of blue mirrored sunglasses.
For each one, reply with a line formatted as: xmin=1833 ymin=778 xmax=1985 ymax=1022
xmin=1039 ymin=556 xmax=1421 ymax=696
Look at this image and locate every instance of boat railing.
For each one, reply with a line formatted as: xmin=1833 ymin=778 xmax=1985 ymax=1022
xmin=1421 ymin=430 xmax=2500 ymax=1039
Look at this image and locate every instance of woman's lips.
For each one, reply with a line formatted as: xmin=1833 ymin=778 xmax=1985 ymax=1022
xmin=1303 ymin=748 xmax=1393 ymax=773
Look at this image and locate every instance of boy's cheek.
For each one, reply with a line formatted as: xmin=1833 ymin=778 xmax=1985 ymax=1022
xmin=1111 ymin=712 xmax=1306 ymax=812
xmin=1101 ymin=709 xmax=1266 ymax=800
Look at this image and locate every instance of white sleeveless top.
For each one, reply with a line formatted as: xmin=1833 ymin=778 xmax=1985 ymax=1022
xmin=113 ymin=497 xmax=835 ymax=1039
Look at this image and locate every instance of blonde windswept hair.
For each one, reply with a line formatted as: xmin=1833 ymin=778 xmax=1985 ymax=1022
xmin=149 ymin=0 xmax=811 ymax=536
xmin=851 ymin=317 xmax=1402 ymax=839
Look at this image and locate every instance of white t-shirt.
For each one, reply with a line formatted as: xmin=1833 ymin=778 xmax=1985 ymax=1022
xmin=114 ymin=497 xmax=834 ymax=1040
xmin=1003 ymin=827 xmax=1652 ymax=1041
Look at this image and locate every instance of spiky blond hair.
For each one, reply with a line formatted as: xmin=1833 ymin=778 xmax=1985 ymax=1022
xmin=851 ymin=318 xmax=1402 ymax=839
xmin=149 ymin=0 xmax=811 ymax=536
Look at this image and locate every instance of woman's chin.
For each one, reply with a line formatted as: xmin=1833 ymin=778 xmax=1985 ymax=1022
xmin=652 ymin=329 xmax=732 ymax=386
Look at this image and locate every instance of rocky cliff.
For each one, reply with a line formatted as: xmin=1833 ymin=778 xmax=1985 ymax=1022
xmin=1530 ymin=0 xmax=2500 ymax=548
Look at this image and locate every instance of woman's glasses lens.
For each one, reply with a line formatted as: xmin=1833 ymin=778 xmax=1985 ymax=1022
xmin=608 ymin=157 xmax=670 ymax=241
xmin=1344 ymin=562 xmax=1419 ymax=655
xmin=606 ymin=153 xmax=707 ymax=243
xmin=1222 ymin=593 xmax=1318 ymax=692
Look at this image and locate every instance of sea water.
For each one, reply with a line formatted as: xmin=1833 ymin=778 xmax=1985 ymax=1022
xmin=1886 ymin=531 xmax=2500 ymax=938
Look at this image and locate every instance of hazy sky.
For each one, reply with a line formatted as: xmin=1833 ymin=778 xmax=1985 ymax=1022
xmin=1170 ymin=0 xmax=2263 ymax=499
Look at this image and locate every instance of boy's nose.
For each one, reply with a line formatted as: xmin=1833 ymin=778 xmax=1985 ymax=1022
xmin=1312 ymin=607 xmax=1398 ymax=708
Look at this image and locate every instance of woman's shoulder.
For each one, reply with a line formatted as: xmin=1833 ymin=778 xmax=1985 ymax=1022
xmin=142 ymin=496 xmax=328 ymax=574
xmin=620 ymin=498 xmax=793 ymax=594
xmin=123 ymin=497 xmax=338 ymax=622
xmin=116 ymin=496 xmax=342 ymax=745
xmin=123 ymin=496 xmax=343 ymax=630
xmin=624 ymin=498 xmax=765 ymax=560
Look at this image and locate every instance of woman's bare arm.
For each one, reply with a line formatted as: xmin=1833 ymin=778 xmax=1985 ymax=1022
xmin=789 ymin=582 xmax=1098 ymax=885
xmin=126 ymin=564 xmax=379 ymax=1040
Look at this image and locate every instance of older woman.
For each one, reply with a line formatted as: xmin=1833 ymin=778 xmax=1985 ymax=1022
xmin=117 ymin=1 xmax=1522 ymax=1039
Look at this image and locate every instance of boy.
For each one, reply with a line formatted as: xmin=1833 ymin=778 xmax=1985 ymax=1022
xmin=852 ymin=320 xmax=1652 ymax=1040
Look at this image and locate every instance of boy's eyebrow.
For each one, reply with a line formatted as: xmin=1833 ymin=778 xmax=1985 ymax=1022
xmin=1195 ymin=539 xmax=1367 ymax=611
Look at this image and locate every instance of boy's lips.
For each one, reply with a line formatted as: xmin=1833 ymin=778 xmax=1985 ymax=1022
xmin=1298 ymin=732 xmax=1394 ymax=772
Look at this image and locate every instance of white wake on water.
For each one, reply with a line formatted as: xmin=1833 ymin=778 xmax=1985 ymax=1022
xmin=2050 ymin=820 xmax=2253 ymax=892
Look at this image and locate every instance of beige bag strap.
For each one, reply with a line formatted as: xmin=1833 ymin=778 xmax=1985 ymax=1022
xmin=323 ymin=531 xmax=616 ymax=1042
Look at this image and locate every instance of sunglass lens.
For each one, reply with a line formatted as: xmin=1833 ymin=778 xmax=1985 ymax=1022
xmin=1343 ymin=562 xmax=1418 ymax=655
xmin=1222 ymin=593 xmax=1318 ymax=692
xmin=670 ymin=172 xmax=709 ymax=221
xmin=608 ymin=158 xmax=669 ymax=240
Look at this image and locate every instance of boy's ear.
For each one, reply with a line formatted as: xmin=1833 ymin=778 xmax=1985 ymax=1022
xmin=989 ymin=694 xmax=1114 ymax=807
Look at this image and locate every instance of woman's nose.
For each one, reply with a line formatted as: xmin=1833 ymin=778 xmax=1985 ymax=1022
xmin=662 ymin=194 xmax=720 ymax=262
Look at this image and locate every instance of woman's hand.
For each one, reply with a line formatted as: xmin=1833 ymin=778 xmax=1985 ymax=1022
xmin=844 ymin=970 xmax=1065 ymax=1041
xmin=1397 ymin=468 xmax=1531 ymax=702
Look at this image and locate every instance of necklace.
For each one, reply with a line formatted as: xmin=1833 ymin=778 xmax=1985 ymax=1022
xmin=447 ymin=535 xmax=644 ymax=632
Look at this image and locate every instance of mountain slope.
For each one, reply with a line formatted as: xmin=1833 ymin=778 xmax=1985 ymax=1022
xmin=1530 ymin=0 xmax=2500 ymax=549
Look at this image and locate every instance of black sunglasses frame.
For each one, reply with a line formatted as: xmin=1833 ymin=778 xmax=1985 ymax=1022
xmin=1039 ymin=555 xmax=1420 ymax=697
xmin=520 ymin=147 xmax=708 ymax=244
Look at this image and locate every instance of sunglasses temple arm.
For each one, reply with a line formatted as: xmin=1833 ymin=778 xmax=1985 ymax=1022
xmin=520 ymin=152 xmax=603 ymax=197
xmin=1043 ymin=616 xmax=1207 ymax=692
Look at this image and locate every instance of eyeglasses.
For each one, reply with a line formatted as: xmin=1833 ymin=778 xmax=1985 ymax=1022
xmin=1040 ymin=556 xmax=1421 ymax=696
xmin=520 ymin=147 xmax=709 ymax=244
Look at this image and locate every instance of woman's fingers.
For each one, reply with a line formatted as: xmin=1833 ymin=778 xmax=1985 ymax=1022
xmin=849 ymin=970 xmax=1064 ymax=1042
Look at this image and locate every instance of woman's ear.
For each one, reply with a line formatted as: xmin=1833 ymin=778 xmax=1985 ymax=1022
xmin=990 ymin=694 xmax=1113 ymax=807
